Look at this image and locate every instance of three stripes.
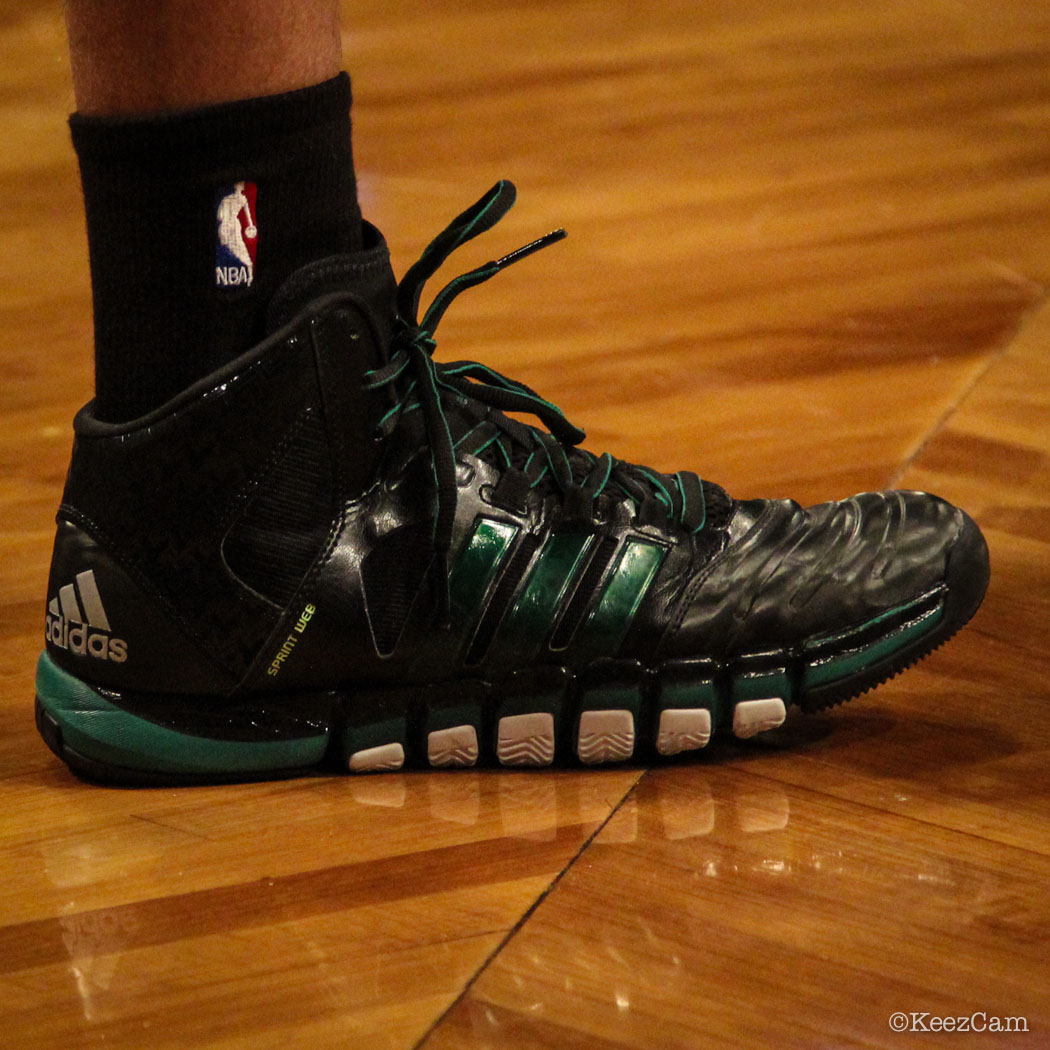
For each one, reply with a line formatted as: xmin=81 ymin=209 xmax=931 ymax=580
xmin=49 ymin=570 xmax=111 ymax=630
xmin=449 ymin=517 xmax=666 ymax=667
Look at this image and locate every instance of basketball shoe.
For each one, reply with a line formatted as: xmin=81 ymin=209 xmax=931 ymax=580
xmin=35 ymin=182 xmax=989 ymax=783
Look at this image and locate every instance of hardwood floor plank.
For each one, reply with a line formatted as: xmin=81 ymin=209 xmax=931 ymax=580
xmin=426 ymin=768 xmax=1049 ymax=1050
xmin=2 ymin=0 xmax=1048 ymax=1047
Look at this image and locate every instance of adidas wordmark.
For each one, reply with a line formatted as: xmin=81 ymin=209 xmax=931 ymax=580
xmin=45 ymin=570 xmax=127 ymax=663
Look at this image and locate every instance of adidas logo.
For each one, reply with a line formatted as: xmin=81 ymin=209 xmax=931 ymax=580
xmin=45 ymin=570 xmax=128 ymax=663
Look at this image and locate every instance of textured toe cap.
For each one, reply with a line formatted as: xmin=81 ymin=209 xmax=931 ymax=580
xmin=665 ymin=490 xmax=979 ymax=657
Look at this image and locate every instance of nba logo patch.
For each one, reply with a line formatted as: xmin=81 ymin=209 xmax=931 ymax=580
xmin=215 ymin=181 xmax=258 ymax=288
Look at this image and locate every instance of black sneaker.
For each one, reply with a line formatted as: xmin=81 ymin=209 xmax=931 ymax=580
xmin=35 ymin=182 xmax=990 ymax=784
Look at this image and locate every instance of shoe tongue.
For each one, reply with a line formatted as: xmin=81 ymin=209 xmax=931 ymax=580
xmin=265 ymin=221 xmax=399 ymax=354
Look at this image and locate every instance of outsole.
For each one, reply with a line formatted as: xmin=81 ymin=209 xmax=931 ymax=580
xmin=35 ymin=663 xmax=797 ymax=786
xmin=32 ymin=567 xmax=982 ymax=789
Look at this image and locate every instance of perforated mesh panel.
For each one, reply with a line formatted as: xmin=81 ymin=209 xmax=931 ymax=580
xmin=223 ymin=408 xmax=334 ymax=607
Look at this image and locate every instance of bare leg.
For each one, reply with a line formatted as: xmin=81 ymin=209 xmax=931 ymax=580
xmin=65 ymin=0 xmax=343 ymax=115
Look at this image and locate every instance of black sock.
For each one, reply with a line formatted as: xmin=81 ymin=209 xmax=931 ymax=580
xmin=70 ymin=73 xmax=364 ymax=422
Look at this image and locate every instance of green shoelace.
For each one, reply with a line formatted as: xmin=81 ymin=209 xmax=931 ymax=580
xmin=363 ymin=181 xmax=708 ymax=623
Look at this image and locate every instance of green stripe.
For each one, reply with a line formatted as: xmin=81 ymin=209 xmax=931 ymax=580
xmin=448 ymin=518 xmax=519 ymax=623
xmin=573 ymin=539 xmax=666 ymax=663
xmin=803 ymin=605 xmax=944 ymax=688
xmin=489 ymin=531 xmax=594 ymax=667
xmin=803 ymin=589 xmax=942 ymax=651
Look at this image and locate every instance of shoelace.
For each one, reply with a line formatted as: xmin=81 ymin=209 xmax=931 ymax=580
xmin=363 ymin=181 xmax=709 ymax=624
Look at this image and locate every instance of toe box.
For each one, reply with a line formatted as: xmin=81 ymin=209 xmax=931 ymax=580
xmin=665 ymin=490 xmax=988 ymax=658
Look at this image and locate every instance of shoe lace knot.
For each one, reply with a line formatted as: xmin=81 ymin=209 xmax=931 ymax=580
xmin=362 ymin=181 xmax=709 ymax=626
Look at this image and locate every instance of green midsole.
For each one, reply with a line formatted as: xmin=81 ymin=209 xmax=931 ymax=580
xmin=35 ymin=652 xmax=328 ymax=774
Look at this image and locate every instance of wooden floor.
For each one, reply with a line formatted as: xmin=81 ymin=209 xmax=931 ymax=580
xmin=2 ymin=0 xmax=1049 ymax=1046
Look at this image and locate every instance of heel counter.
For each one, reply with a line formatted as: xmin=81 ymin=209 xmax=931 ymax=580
xmin=44 ymin=519 xmax=237 ymax=694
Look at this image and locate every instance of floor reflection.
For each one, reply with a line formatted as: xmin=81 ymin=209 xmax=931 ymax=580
xmin=349 ymin=773 xmax=408 ymax=809
xmin=347 ymin=767 xmax=633 ymax=844
xmin=443 ymin=765 xmax=1032 ymax=1048
xmin=596 ymin=768 xmax=792 ymax=844
xmin=31 ymin=759 xmax=990 ymax=1043
xmin=59 ymin=908 xmax=138 ymax=1023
